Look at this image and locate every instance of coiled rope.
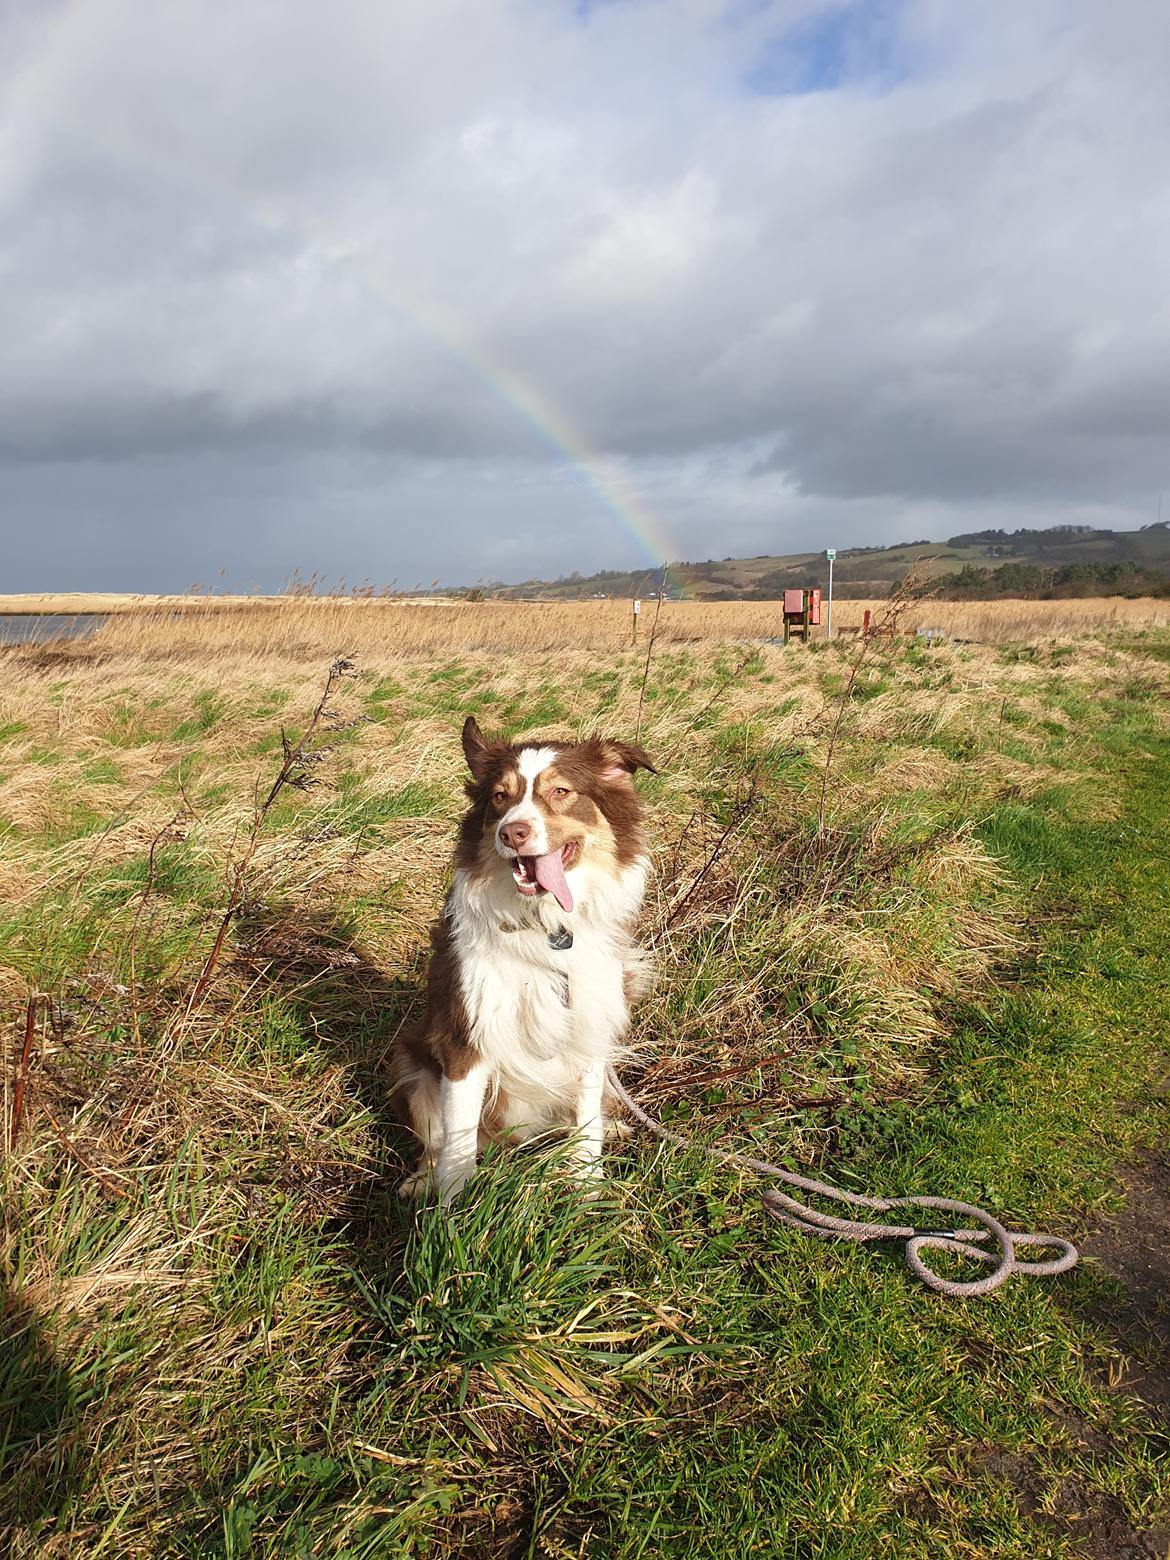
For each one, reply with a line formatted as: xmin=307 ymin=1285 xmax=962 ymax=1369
xmin=606 ymin=1065 xmax=1078 ymax=1298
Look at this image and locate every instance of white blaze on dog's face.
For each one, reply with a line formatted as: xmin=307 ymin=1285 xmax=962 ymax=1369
xmin=490 ymin=745 xmax=589 ymax=914
xmin=495 ymin=746 xmax=559 ymax=860
xmin=458 ymin=718 xmax=655 ymax=915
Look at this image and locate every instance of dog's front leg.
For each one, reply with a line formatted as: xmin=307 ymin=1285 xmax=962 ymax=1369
xmin=572 ymin=1057 xmax=607 ymax=1181
xmin=570 ymin=955 xmax=626 ymax=1182
xmin=434 ymin=1063 xmax=488 ymax=1205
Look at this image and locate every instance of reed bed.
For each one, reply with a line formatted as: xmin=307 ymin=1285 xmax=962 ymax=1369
xmin=68 ymin=593 xmax=1170 ymax=661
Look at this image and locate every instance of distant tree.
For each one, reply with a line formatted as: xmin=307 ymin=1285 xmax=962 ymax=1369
xmin=946 ymin=528 xmax=1008 ymax=547
xmin=939 ymin=560 xmax=1170 ymax=600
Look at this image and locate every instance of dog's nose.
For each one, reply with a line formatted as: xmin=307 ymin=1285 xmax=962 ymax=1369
xmin=500 ymin=820 xmax=532 ymax=850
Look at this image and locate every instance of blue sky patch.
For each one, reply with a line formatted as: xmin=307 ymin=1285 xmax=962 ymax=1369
xmin=744 ymin=1 xmax=910 ymax=96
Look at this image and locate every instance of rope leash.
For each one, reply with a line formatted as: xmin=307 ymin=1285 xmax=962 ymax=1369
xmin=606 ymin=1066 xmax=1078 ymax=1298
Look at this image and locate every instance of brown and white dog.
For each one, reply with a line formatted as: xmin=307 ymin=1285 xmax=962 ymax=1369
xmin=391 ymin=716 xmax=655 ymax=1203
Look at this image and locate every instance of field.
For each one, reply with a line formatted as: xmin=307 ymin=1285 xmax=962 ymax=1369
xmin=3 ymin=602 xmax=1170 ymax=1557
xmin=4 ymin=591 xmax=1169 ymax=656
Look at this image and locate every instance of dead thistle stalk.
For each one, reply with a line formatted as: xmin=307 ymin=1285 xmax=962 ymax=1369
xmin=814 ymin=570 xmax=928 ymax=841
xmin=661 ymin=779 xmax=761 ymax=931
xmin=634 ymin=566 xmax=668 ymax=746
xmin=7 ymin=994 xmax=42 ymax=1151
xmin=176 ymin=655 xmax=356 ymax=1025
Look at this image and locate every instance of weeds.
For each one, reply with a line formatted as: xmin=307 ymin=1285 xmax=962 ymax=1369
xmin=634 ymin=565 xmax=668 ymax=744
xmin=815 ymin=572 xmax=921 ymax=839
xmin=6 ymin=996 xmax=40 ymax=1151
xmin=1 ymin=624 xmax=1169 ymax=1556
xmin=180 ymin=655 xmax=356 ymax=1021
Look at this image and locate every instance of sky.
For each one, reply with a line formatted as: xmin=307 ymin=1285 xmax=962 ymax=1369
xmin=2 ymin=0 xmax=1169 ymax=591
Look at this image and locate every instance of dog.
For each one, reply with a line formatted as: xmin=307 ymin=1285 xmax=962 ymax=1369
xmin=391 ymin=716 xmax=655 ymax=1203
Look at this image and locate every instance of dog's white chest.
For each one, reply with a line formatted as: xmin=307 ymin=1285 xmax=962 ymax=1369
xmin=448 ymin=866 xmax=635 ymax=1105
xmin=459 ymin=935 xmax=574 ymax=1067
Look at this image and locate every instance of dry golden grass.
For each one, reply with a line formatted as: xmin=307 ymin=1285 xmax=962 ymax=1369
xmin=0 ymin=613 xmax=1162 ymax=1155
xmin=5 ymin=626 xmax=1166 ymax=1076
xmin=893 ymin=595 xmax=1170 ymax=640
xmin=3 ymin=630 xmax=1164 ymax=867
xmin=9 ymin=592 xmax=1162 ymax=661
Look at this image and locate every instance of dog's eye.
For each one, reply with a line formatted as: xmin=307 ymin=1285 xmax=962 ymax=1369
xmin=492 ymin=789 xmax=507 ymax=804
xmin=551 ymin=786 xmax=570 ymax=799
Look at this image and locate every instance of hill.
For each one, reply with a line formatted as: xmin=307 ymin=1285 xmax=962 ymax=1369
xmin=481 ymin=522 xmax=1170 ymax=600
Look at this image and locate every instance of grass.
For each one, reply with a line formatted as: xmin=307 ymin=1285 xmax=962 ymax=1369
xmin=5 ymin=593 xmax=1170 ymax=662
xmin=1 ymin=619 xmax=1169 ymax=1556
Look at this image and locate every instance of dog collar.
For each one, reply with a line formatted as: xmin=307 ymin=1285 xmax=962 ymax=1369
xmin=547 ymin=927 xmax=574 ymax=951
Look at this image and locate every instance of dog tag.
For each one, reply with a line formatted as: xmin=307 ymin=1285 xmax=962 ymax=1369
xmin=547 ymin=927 xmax=574 ymax=951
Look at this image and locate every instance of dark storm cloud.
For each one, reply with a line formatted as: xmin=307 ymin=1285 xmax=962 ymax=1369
xmin=1 ymin=0 xmax=1168 ymax=588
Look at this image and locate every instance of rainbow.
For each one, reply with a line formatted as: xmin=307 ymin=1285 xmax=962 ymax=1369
xmin=331 ymin=248 xmax=688 ymax=596
xmin=136 ymin=129 xmax=688 ymax=593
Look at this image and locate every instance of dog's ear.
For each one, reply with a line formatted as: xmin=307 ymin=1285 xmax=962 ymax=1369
xmin=461 ymin=715 xmax=499 ymax=781
xmin=596 ymin=738 xmax=657 ymax=785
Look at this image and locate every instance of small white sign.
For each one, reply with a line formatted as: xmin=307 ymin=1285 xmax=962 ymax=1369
xmin=825 ymin=548 xmax=837 ymax=562
xmin=633 ymin=599 xmax=641 ymax=614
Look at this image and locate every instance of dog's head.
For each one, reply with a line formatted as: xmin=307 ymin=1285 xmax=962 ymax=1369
xmin=457 ymin=716 xmax=655 ymax=912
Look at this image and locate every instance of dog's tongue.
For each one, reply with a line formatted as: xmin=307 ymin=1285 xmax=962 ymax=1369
xmin=533 ymin=850 xmax=573 ymax=913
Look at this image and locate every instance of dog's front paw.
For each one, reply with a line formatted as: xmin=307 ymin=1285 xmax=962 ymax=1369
xmin=398 ymin=1166 xmax=434 ymax=1202
xmin=434 ymin=1162 xmax=475 ymax=1207
xmin=568 ymin=1149 xmax=605 ymax=1198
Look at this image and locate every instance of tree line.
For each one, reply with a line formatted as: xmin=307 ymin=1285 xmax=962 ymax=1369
xmin=936 ymin=561 xmax=1170 ymax=599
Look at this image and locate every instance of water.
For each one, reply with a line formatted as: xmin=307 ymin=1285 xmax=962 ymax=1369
xmin=0 ymin=614 xmax=107 ymax=644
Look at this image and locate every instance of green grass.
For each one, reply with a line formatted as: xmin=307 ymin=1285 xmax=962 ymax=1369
xmin=171 ymin=689 xmax=230 ymax=741
xmin=2 ymin=636 xmax=1169 ymax=1557
xmin=333 ymin=775 xmax=451 ymax=838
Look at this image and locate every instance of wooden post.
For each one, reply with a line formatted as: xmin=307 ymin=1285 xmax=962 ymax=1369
xmin=632 ymin=598 xmax=641 ymax=646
